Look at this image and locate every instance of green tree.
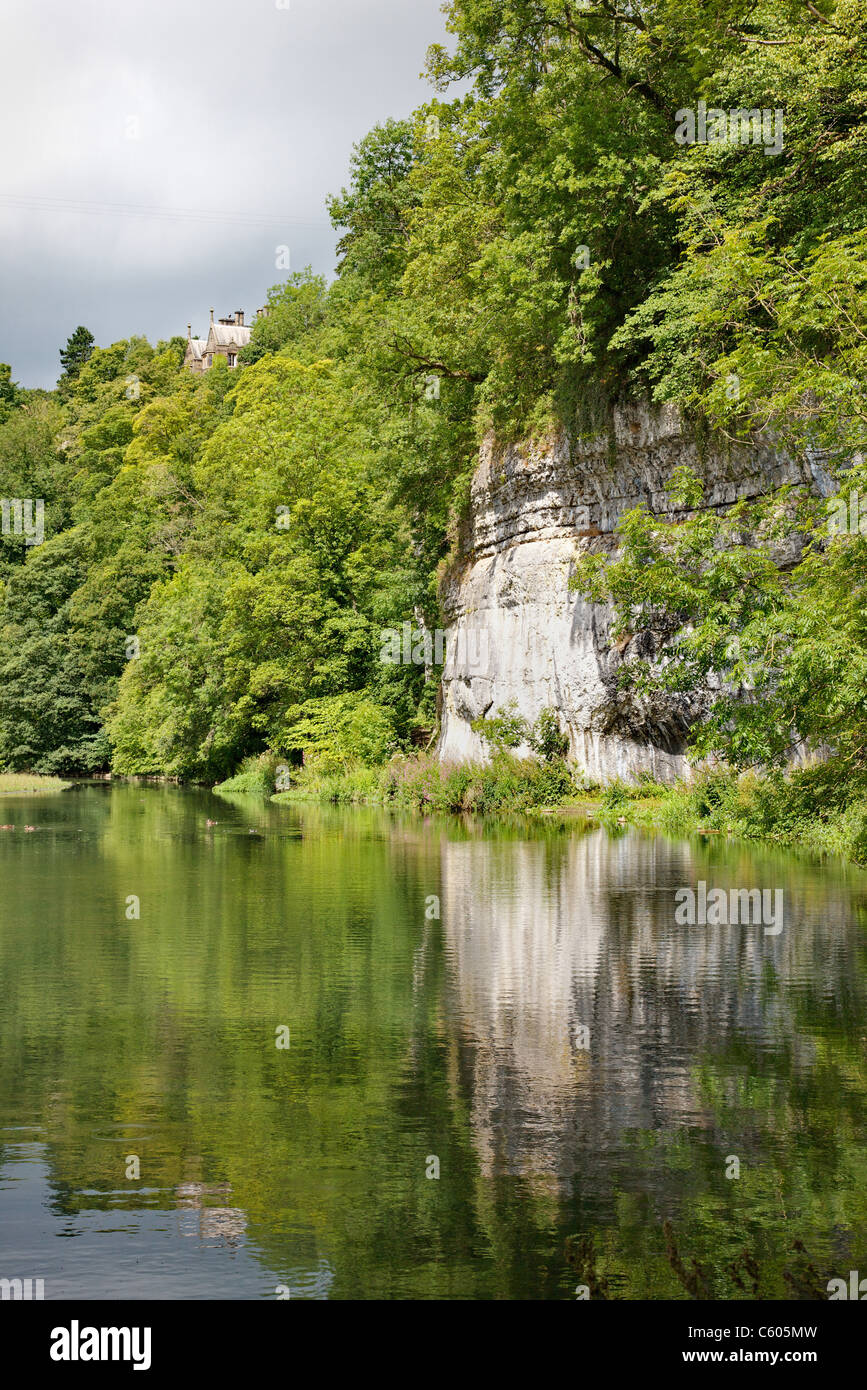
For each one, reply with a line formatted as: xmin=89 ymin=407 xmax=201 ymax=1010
xmin=0 ymin=364 xmax=19 ymax=423
xmin=0 ymin=529 xmax=109 ymax=773
xmin=572 ymin=463 xmax=867 ymax=782
xmin=240 ymin=269 xmax=329 ymax=365
xmin=107 ymin=356 xmax=423 ymax=779
xmin=58 ymin=326 xmax=96 ymax=390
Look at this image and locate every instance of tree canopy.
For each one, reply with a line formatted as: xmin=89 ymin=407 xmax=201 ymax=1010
xmin=1 ymin=0 xmax=866 ymax=785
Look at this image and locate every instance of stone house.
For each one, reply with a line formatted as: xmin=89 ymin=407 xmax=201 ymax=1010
xmin=184 ymin=307 xmax=266 ymax=373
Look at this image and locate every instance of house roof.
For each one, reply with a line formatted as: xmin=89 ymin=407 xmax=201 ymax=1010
xmin=185 ymin=338 xmax=207 ymax=361
xmin=207 ymin=323 xmax=252 ymax=349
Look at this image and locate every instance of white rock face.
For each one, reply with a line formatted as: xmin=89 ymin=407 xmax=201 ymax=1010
xmin=438 ymin=402 xmax=816 ymax=782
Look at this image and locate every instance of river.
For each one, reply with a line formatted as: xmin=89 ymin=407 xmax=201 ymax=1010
xmin=0 ymin=782 xmax=865 ymax=1299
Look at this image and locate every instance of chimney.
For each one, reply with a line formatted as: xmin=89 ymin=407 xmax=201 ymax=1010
xmin=238 ymin=310 xmax=244 ymax=326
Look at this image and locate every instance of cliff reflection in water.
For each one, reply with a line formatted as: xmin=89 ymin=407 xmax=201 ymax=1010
xmin=440 ymin=827 xmax=864 ymax=1201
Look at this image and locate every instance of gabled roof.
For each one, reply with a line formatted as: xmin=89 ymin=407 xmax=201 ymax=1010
xmin=185 ymin=338 xmax=207 ymax=361
xmin=207 ymin=323 xmax=252 ymax=349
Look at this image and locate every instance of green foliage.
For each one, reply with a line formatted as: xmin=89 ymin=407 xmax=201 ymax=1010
xmin=7 ymin=0 xmax=867 ymax=819
xmin=214 ymin=751 xmax=284 ymax=796
xmin=532 ymin=706 xmax=570 ymax=761
xmin=572 ymin=461 xmax=867 ymax=788
xmin=0 ymin=772 xmax=71 ymax=792
xmin=397 ymin=750 xmax=574 ymax=813
xmin=609 ymin=1 xmax=867 ymax=462
xmin=106 ymin=562 xmax=247 ymax=780
xmin=471 ymin=699 xmax=530 ymax=753
xmin=287 ymin=693 xmax=398 ymax=775
xmin=473 ymin=702 xmax=569 ymax=761
xmin=283 ymin=748 xmax=576 ymax=815
xmin=372 ymin=751 xmax=575 ymax=814
xmin=0 ymin=364 xmax=20 ymax=424
xmin=58 ymin=326 xmax=95 ymax=394
xmin=327 ymin=118 xmax=419 ymax=292
xmin=600 ymin=780 xmax=631 ymax=814
xmin=239 ymin=269 xmax=329 ymax=365
xmin=0 ymin=395 xmax=71 ymax=576
xmin=595 ymin=761 xmax=867 ymax=864
xmin=0 ymin=529 xmax=110 ymax=773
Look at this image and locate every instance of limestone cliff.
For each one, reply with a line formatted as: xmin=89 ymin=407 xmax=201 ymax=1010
xmin=437 ymin=402 xmax=818 ymax=782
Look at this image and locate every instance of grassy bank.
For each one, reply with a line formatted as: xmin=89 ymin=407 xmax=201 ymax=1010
xmin=219 ymin=751 xmax=867 ymax=866
xmin=584 ymin=764 xmax=867 ymax=865
xmin=214 ymin=754 xmax=284 ymax=797
xmin=269 ymin=752 xmax=578 ymax=817
xmin=0 ymin=773 xmax=73 ymax=794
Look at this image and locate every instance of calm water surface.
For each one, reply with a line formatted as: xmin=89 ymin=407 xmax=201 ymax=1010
xmin=0 ymin=783 xmax=865 ymax=1299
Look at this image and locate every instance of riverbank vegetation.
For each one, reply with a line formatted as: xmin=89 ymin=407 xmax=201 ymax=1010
xmin=267 ymin=755 xmax=867 ymax=866
xmin=272 ymin=751 xmax=576 ymax=817
xmin=2 ymin=2 xmax=866 ymax=852
xmin=591 ymin=765 xmax=867 ymax=865
xmin=0 ymin=772 xmax=71 ymax=794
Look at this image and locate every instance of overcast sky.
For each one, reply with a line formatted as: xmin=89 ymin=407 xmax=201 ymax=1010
xmin=0 ymin=0 xmax=455 ymax=387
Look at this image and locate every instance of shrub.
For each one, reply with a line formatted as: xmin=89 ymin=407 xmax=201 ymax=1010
xmin=531 ymin=707 xmax=570 ymax=761
xmin=379 ymin=750 xmax=575 ymax=815
xmin=471 ymin=700 xmax=530 ymax=754
xmin=472 ymin=703 xmax=570 ymax=762
xmin=214 ymin=751 xmax=283 ymax=795
xmin=286 ymin=693 xmax=397 ymax=775
xmin=600 ymin=779 xmax=631 ymax=811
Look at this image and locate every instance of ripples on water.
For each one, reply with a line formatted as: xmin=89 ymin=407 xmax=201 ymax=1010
xmin=0 ymin=784 xmax=865 ymax=1299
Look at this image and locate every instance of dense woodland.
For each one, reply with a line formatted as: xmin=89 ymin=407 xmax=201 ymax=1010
xmin=1 ymin=1 xmax=866 ymax=816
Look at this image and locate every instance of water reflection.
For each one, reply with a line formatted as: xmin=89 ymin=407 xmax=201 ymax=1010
xmin=0 ymin=785 xmax=864 ymax=1299
xmin=439 ymin=827 xmax=867 ymax=1290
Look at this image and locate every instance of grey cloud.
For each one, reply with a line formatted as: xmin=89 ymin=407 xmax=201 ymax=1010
xmin=0 ymin=0 xmax=451 ymax=385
